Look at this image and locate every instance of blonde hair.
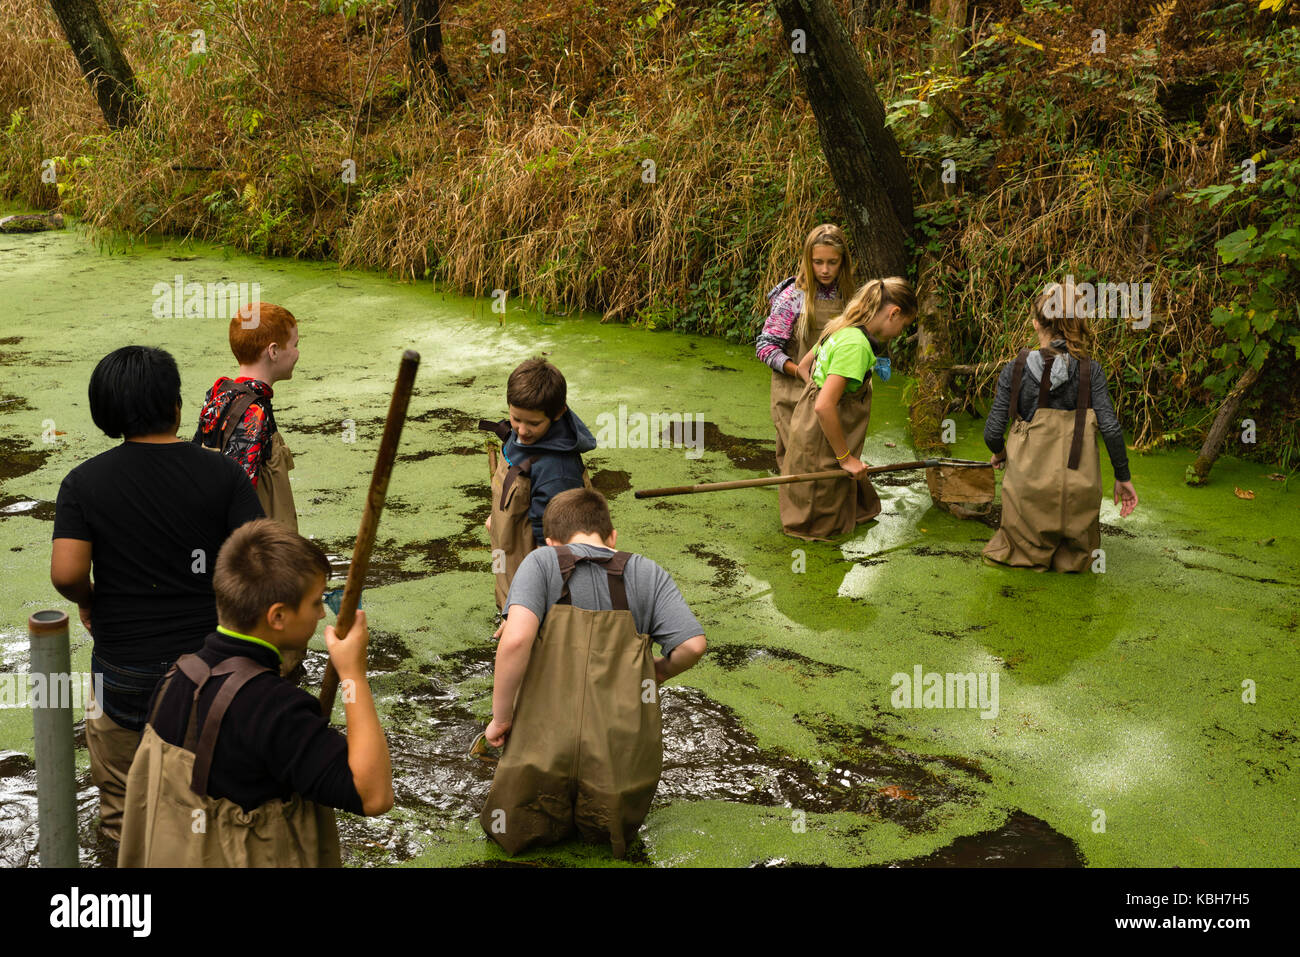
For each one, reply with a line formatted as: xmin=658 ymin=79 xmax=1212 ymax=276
xmin=817 ymin=277 xmax=918 ymax=346
xmin=793 ymin=224 xmax=856 ymax=347
xmin=1033 ymin=280 xmax=1093 ymax=359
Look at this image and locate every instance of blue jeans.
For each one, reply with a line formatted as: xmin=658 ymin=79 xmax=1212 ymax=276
xmin=90 ymin=653 xmax=173 ymax=733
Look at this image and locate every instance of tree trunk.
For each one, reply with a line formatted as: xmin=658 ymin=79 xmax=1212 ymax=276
xmin=48 ymin=0 xmax=140 ymax=129
xmin=1184 ymin=364 xmax=1262 ymax=486
xmin=400 ymin=0 xmax=451 ymax=100
xmin=773 ymin=0 xmax=913 ymax=281
xmin=907 ymin=0 xmax=968 ymax=453
xmin=909 ymin=262 xmax=949 ymax=453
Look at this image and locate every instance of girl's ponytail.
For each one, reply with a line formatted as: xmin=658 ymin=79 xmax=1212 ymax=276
xmin=818 ymin=277 xmax=916 ymax=345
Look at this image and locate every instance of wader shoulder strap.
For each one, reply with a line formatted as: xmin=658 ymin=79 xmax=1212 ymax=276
xmin=176 ymin=655 xmax=213 ymax=752
xmin=499 ymin=455 xmax=540 ymax=509
xmin=478 ymin=418 xmax=512 ymax=442
xmin=146 ymin=663 xmax=182 ymax=730
xmin=190 ymin=656 xmax=274 ymax=797
xmin=1068 ymin=356 xmax=1093 ymax=471
xmin=554 ymin=546 xmax=632 ymax=611
xmin=1036 ymin=350 xmax=1056 ymax=409
xmin=1008 ymin=349 xmax=1031 ymax=423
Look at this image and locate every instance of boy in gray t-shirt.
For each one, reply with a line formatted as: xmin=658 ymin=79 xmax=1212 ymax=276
xmin=485 ymin=489 xmax=706 ymax=748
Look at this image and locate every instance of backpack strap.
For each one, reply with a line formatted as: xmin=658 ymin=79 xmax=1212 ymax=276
xmin=1068 ymin=355 xmax=1092 ymax=471
xmin=1007 ymin=349 xmax=1031 ymax=424
xmin=554 ymin=546 xmax=632 ymax=612
xmin=189 ymin=656 xmax=274 ymax=797
xmin=498 ymin=455 xmax=540 ymax=509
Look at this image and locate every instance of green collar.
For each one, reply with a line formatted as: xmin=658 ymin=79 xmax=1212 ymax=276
xmin=216 ymin=625 xmax=284 ymax=663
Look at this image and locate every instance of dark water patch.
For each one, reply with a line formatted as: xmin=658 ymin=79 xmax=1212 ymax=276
xmin=0 ymin=437 xmax=54 ymax=483
xmin=785 ymin=713 xmax=985 ymax=825
xmin=1099 ymin=522 xmax=1136 ymax=539
xmin=0 ymin=392 xmax=32 ymax=412
xmin=708 ymin=643 xmax=846 ymax=677
xmin=590 ymin=469 xmax=632 ymax=500
xmin=0 ymin=496 xmax=56 ymax=521
xmin=408 ymin=407 xmax=483 ymax=432
xmin=293 ymin=417 xmax=381 ymax=437
xmin=684 ymin=542 xmax=742 ymax=589
xmin=703 ymin=363 xmax=739 ymax=372
xmin=886 ymin=811 xmax=1084 ymax=867
xmin=446 ymin=445 xmax=485 ymax=455
xmin=875 ymin=473 xmax=924 ymax=488
xmin=448 ymin=377 xmax=476 ymax=388
xmin=689 ymin=422 xmax=776 ymax=473
xmin=396 ymin=448 xmax=440 ymax=463
xmin=1169 ymin=557 xmax=1290 ymax=587
xmin=367 ymin=629 xmax=414 ymax=671
xmin=910 ymin=545 xmax=976 ymax=560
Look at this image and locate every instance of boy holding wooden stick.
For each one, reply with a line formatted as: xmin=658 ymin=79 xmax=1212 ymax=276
xmin=118 ymin=519 xmax=393 ymax=867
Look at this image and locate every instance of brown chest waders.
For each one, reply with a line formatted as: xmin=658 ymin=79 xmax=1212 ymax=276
xmin=778 ymin=330 xmax=881 ymax=541
xmin=770 ymin=295 xmax=844 ymax=474
xmin=983 ymin=348 xmax=1103 ymax=572
xmin=117 ymin=655 xmax=341 ymax=867
xmin=480 ymin=546 xmax=662 ymax=858
xmin=480 ymin=419 xmax=593 ymax=612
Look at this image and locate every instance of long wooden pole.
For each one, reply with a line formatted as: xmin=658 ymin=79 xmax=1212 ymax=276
xmin=320 ymin=350 xmax=421 ymax=716
xmin=634 ymin=459 xmax=975 ymax=498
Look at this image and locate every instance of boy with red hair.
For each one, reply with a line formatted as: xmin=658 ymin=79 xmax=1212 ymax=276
xmin=194 ymin=302 xmax=301 ymax=531
xmin=194 ymin=302 xmax=304 ymax=673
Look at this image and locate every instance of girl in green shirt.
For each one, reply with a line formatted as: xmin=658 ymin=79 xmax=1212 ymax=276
xmin=779 ymin=278 xmax=917 ymax=541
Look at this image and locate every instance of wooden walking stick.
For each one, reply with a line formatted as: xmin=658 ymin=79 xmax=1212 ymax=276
xmin=634 ymin=458 xmax=991 ymax=499
xmin=319 ymin=350 xmax=421 ymax=716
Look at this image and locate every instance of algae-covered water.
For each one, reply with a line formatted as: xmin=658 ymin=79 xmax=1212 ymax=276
xmin=1 ymin=221 xmax=1296 ymax=867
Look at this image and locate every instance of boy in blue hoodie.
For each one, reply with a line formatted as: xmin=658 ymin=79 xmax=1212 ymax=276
xmin=480 ymin=358 xmax=597 ymax=612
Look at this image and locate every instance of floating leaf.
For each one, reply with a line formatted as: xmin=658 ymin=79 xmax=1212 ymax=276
xmin=1266 ymin=473 xmax=1285 ymax=481
xmin=1233 ymin=486 xmax=1255 ymax=500
xmin=878 ymin=785 xmax=918 ymax=800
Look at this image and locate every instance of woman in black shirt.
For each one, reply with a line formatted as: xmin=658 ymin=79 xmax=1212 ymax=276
xmin=51 ymin=346 xmax=264 ymax=840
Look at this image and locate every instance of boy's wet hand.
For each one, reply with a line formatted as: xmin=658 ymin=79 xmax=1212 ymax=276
xmin=78 ymin=605 xmax=92 ymax=637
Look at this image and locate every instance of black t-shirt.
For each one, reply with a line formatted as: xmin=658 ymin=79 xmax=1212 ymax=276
xmin=52 ymin=441 xmax=265 ymax=667
xmin=147 ymin=631 xmax=364 ymax=814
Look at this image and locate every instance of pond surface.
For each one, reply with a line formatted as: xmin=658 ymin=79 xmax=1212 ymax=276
xmin=1 ymin=218 xmax=1296 ymax=866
